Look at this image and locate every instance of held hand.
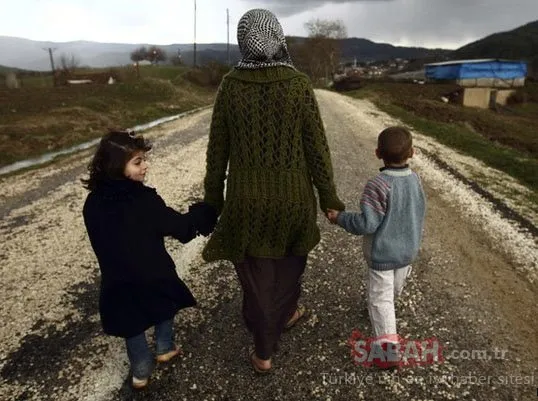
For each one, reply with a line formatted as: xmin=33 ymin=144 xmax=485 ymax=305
xmin=326 ymin=209 xmax=340 ymax=224
xmin=189 ymin=202 xmax=218 ymax=236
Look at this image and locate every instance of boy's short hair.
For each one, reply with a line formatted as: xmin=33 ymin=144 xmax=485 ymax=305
xmin=377 ymin=126 xmax=413 ymax=164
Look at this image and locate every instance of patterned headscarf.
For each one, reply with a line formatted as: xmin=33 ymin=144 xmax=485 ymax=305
xmin=236 ymin=9 xmax=295 ymax=70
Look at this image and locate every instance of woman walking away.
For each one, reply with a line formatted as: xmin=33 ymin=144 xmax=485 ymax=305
xmin=82 ymin=131 xmax=217 ymax=389
xmin=202 ymin=9 xmax=345 ymax=373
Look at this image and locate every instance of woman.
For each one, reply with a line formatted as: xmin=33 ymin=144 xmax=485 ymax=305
xmin=202 ymin=8 xmax=344 ymax=373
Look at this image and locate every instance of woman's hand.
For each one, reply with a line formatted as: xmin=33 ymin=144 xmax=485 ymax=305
xmin=326 ymin=209 xmax=340 ymax=224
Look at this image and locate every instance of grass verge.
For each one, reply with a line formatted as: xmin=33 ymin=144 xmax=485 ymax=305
xmin=345 ymin=82 xmax=538 ymax=195
xmin=380 ymin=102 xmax=538 ymax=190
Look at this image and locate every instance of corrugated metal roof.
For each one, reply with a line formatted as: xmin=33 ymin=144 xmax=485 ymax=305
xmin=425 ymin=59 xmax=517 ymax=66
xmin=424 ymin=59 xmax=527 ymax=81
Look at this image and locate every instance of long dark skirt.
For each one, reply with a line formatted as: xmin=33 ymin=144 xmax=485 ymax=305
xmin=233 ymin=255 xmax=307 ymax=360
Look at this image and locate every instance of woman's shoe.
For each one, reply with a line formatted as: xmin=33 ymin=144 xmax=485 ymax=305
xmin=249 ymin=350 xmax=272 ymax=374
xmin=284 ymin=304 xmax=308 ymax=330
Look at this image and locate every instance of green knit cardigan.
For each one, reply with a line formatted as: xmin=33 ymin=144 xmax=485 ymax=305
xmin=202 ymin=66 xmax=345 ymax=263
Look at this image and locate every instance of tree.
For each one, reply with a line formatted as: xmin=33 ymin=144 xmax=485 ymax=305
xmin=289 ymin=19 xmax=347 ymax=83
xmin=130 ymin=46 xmax=148 ymax=63
xmin=147 ymin=46 xmax=167 ymax=64
xmin=130 ymin=46 xmax=148 ymax=78
xmin=170 ymin=49 xmax=183 ymax=66
xmin=59 ymin=53 xmax=80 ymax=74
xmin=529 ymin=57 xmax=538 ymax=80
xmin=304 ymin=18 xmax=347 ymax=39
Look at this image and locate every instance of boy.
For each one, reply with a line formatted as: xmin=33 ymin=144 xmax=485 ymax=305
xmin=327 ymin=126 xmax=426 ymax=367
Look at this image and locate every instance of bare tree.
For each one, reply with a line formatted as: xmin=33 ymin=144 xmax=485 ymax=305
xmin=170 ymin=49 xmax=183 ymax=66
xmin=287 ymin=37 xmax=314 ymax=76
xmin=130 ymin=46 xmax=148 ymax=78
xmin=304 ymin=18 xmax=347 ymax=39
xmin=290 ymin=19 xmax=347 ymax=83
xmin=59 ymin=53 xmax=80 ymax=74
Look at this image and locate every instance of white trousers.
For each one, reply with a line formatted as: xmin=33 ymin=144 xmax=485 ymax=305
xmin=366 ymin=265 xmax=412 ymax=341
xmin=362 ymin=234 xmax=412 ymax=341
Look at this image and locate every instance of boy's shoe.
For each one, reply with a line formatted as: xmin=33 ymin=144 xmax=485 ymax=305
xmin=132 ymin=376 xmax=149 ymax=389
xmin=156 ymin=345 xmax=182 ymax=363
xmin=374 ymin=342 xmax=401 ymax=370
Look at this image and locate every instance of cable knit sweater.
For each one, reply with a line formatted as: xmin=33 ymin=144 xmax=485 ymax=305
xmin=202 ymin=66 xmax=344 ymax=263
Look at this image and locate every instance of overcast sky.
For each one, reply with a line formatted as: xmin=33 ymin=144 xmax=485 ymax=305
xmin=1 ymin=0 xmax=537 ymax=49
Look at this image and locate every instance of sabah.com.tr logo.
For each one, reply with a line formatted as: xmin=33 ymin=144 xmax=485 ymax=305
xmin=347 ymin=330 xmax=444 ymax=369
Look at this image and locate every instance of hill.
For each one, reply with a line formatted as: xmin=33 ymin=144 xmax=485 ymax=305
xmin=452 ymin=19 xmax=538 ymax=78
xmin=390 ymin=20 xmax=538 ymax=77
xmin=2 ymin=20 xmax=536 ymax=72
xmin=0 ymin=36 xmax=242 ymax=71
xmin=0 ymin=34 xmax=449 ymax=71
xmin=453 ymin=20 xmax=538 ymax=60
xmin=339 ymin=37 xmax=450 ymax=62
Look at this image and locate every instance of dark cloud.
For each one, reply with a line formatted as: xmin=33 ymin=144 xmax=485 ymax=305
xmin=244 ymin=0 xmax=538 ymax=48
xmin=243 ymin=0 xmax=393 ymax=17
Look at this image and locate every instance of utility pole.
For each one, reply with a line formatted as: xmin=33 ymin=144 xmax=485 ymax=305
xmin=193 ymin=0 xmax=197 ymax=67
xmin=227 ymin=8 xmax=230 ymax=65
xmin=43 ymin=47 xmax=57 ymax=86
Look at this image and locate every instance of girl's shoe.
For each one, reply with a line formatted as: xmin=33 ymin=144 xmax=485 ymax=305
xmin=132 ymin=376 xmax=149 ymax=389
xmin=156 ymin=345 xmax=182 ymax=363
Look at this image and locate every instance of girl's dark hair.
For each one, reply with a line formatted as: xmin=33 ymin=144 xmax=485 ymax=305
xmin=81 ymin=130 xmax=152 ymax=191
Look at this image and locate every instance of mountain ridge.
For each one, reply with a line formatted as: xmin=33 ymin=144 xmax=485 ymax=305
xmin=453 ymin=20 xmax=538 ymax=60
xmin=0 ymin=34 xmax=449 ymax=71
xmin=1 ymin=19 xmax=536 ymax=71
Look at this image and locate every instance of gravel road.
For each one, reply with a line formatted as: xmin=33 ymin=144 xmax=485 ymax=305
xmin=0 ymin=90 xmax=536 ymax=401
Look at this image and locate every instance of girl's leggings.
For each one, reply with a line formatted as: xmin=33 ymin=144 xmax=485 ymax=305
xmin=125 ymin=318 xmax=175 ymax=379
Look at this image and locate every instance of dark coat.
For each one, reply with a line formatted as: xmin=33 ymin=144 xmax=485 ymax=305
xmin=82 ymin=179 xmax=214 ymax=338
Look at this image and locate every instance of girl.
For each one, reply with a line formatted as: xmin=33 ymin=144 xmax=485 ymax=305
xmin=82 ymin=130 xmax=216 ymax=389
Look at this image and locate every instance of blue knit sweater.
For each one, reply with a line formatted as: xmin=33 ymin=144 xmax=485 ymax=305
xmin=336 ymin=166 xmax=426 ymax=270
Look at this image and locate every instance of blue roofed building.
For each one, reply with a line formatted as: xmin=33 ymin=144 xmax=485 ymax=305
xmin=425 ymin=59 xmax=528 ymax=108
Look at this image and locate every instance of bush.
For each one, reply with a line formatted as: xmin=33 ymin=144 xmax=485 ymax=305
xmin=138 ymin=78 xmax=177 ymax=96
xmin=507 ymin=90 xmax=528 ymax=105
xmin=523 ymin=82 xmax=538 ymax=103
xmin=183 ymin=62 xmax=231 ymax=87
xmin=115 ymin=66 xmax=139 ymax=83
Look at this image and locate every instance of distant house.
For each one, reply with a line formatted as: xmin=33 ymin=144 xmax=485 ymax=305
xmin=425 ymin=59 xmax=527 ymax=109
xmin=425 ymin=59 xmax=527 ymax=87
